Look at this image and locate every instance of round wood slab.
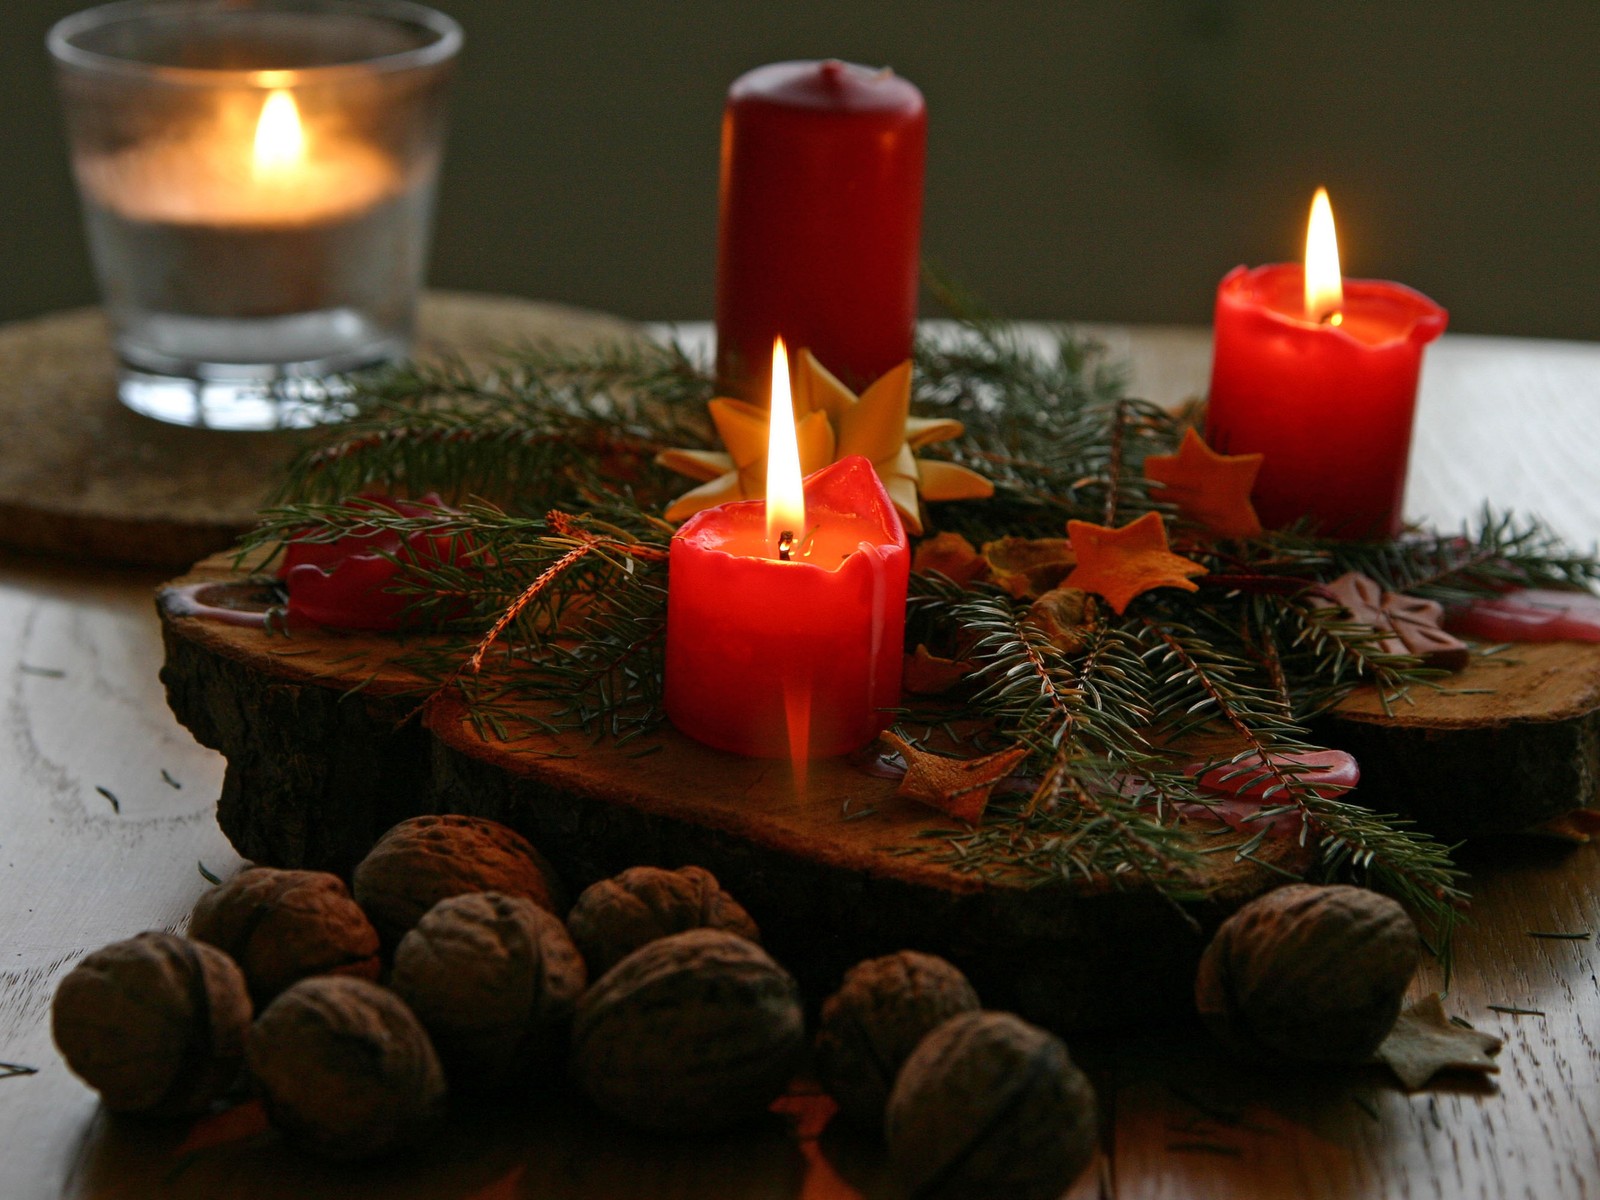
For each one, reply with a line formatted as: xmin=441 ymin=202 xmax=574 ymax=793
xmin=157 ymin=557 xmax=1296 ymax=1033
xmin=0 ymin=293 xmax=639 ymax=569
xmin=1317 ymin=640 xmax=1600 ymax=839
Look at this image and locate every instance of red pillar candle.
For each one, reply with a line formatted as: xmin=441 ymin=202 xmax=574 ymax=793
xmin=1205 ymin=191 xmax=1447 ymax=538
xmin=665 ymin=454 xmax=909 ymax=760
xmin=715 ymin=60 xmax=927 ymax=402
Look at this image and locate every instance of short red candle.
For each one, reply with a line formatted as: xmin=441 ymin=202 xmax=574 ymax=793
xmin=1206 ymin=263 xmax=1447 ymax=537
xmin=714 ymin=60 xmax=927 ymax=402
xmin=664 ymin=455 xmax=909 ymax=759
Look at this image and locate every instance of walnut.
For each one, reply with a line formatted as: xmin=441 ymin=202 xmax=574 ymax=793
xmin=352 ymin=815 xmax=567 ymax=949
xmin=391 ymin=892 xmax=587 ymax=1093
xmin=189 ymin=867 xmax=380 ymax=1003
xmin=247 ymin=976 xmax=446 ymax=1161
xmin=886 ymin=1011 xmax=1098 ymax=1200
xmin=814 ymin=951 xmax=980 ymax=1132
xmin=1195 ymin=883 xmax=1421 ymax=1064
xmin=570 ymin=929 xmax=803 ymax=1132
xmin=51 ymin=932 xmax=251 ymax=1116
xmin=565 ymin=865 xmax=760 ymax=977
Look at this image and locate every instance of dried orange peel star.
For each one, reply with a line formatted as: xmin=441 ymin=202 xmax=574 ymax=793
xmin=882 ymin=732 xmax=1029 ymax=823
xmin=1142 ymin=428 xmax=1264 ymax=539
xmin=656 ymin=350 xmax=993 ymax=534
xmin=1063 ymin=511 xmax=1207 ymax=614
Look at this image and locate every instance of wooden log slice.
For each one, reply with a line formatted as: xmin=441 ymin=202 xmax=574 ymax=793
xmin=1320 ymin=642 xmax=1600 ymax=840
xmin=157 ymin=556 xmax=1600 ymax=1028
xmin=0 ymin=293 xmax=639 ymax=568
xmin=158 ymin=559 xmax=1297 ymax=1032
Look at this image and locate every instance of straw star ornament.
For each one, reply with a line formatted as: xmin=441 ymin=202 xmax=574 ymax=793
xmin=656 ymin=350 xmax=993 ymax=534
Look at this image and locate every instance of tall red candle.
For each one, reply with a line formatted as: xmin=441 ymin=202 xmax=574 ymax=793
xmin=715 ymin=60 xmax=926 ymax=402
xmin=664 ymin=456 xmax=909 ymax=759
xmin=1205 ymin=192 xmax=1447 ymax=538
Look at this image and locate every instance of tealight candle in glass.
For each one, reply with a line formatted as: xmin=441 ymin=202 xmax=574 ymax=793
xmin=49 ymin=0 xmax=461 ymax=429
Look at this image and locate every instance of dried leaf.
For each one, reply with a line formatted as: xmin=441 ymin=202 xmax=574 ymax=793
xmin=1024 ymin=587 xmax=1097 ymax=652
xmin=882 ymin=733 xmax=1029 ymax=823
xmin=464 ymin=1165 xmax=528 ymax=1200
xmin=1374 ymin=994 xmax=1502 ymax=1089
xmin=171 ymin=1099 xmax=271 ymax=1163
xmin=982 ymin=537 xmax=1075 ymax=600
xmin=769 ymin=1087 xmax=840 ymax=1139
xmin=903 ymin=645 xmax=975 ymax=696
xmin=1143 ymin=428 xmax=1264 ymax=539
xmin=912 ymin=531 xmax=987 ymax=586
xmin=1522 ymin=808 xmax=1600 ymax=843
xmin=1064 ymin=512 xmax=1207 ymax=614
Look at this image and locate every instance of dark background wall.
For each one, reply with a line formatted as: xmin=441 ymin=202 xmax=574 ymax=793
xmin=6 ymin=1 xmax=1599 ymax=337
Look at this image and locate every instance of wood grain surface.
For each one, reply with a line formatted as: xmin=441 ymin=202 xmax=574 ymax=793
xmin=3 ymin=323 xmax=1598 ymax=1200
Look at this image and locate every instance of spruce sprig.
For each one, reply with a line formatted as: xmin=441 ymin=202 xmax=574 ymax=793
xmin=1131 ymin=614 xmax=1466 ymax=943
xmin=242 ymin=316 xmax=1595 ymax=940
xmin=272 ymin=340 xmax=714 ymax=512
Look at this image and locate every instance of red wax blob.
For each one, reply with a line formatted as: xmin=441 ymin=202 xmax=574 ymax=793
xmin=714 ymin=59 xmax=927 ymax=402
xmin=280 ymin=493 xmax=467 ymax=631
xmin=1446 ymin=588 xmax=1600 ymax=644
xmin=664 ymin=456 xmax=910 ymax=759
xmin=1205 ymin=263 xmax=1447 ymax=538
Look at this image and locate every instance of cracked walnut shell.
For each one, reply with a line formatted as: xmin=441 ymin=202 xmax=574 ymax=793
xmin=886 ymin=1011 xmax=1099 ymax=1200
xmin=51 ymin=931 xmax=252 ymax=1116
xmin=353 ymin=815 xmax=567 ymax=949
xmin=565 ymin=865 xmax=760 ymax=976
xmin=814 ymin=951 xmax=981 ymax=1132
xmin=571 ymin=929 xmax=803 ymax=1133
xmin=248 ymin=976 xmax=446 ymax=1161
xmin=392 ymin=891 xmax=587 ymax=1092
xmin=189 ymin=866 xmax=380 ymax=1002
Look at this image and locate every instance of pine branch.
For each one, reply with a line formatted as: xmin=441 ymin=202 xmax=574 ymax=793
xmin=1136 ymin=616 xmax=1467 ymax=945
xmin=236 ymin=326 xmax=1599 ymax=941
xmin=1274 ymin=509 xmax=1600 ymax=603
xmin=270 ymin=340 xmax=715 ymax=512
xmin=912 ymin=319 xmax=1175 ymax=535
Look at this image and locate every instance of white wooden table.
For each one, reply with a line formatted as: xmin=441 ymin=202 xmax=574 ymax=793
xmin=3 ymin=323 xmax=1598 ymax=1199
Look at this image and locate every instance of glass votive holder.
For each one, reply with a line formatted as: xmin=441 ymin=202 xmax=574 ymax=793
xmin=49 ymin=0 xmax=461 ymax=429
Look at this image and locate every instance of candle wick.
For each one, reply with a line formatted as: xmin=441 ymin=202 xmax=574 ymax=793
xmin=1320 ymin=310 xmax=1344 ymax=327
xmin=778 ymin=530 xmax=795 ymax=561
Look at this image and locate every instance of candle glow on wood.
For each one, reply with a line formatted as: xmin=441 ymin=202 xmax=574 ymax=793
xmin=765 ymin=338 xmax=806 ymax=559
xmin=1304 ymin=187 xmax=1343 ymax=325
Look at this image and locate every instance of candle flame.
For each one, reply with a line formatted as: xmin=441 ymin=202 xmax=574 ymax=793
xmin=253 ymin=90 xmax=305 ymax=178
xmin=766 ymin=338 xmax=806 ymax=558
xmin=1304 ymin=187 xmax=1343 ymax=325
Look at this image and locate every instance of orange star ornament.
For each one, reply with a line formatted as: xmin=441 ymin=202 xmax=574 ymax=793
xmin=1142 ymin=428 xmax=1264 ymax=539
xmin=1063 ymin=511 xmax=1207 ymax=614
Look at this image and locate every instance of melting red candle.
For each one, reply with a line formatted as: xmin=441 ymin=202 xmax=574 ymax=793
xmin=1205 ymin=189 xmax=1448 ymax=537
xmin=714 ymin=60 xmax=926 ymax=403
xmin=665 ymin=341 xmax=909 ymax=759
